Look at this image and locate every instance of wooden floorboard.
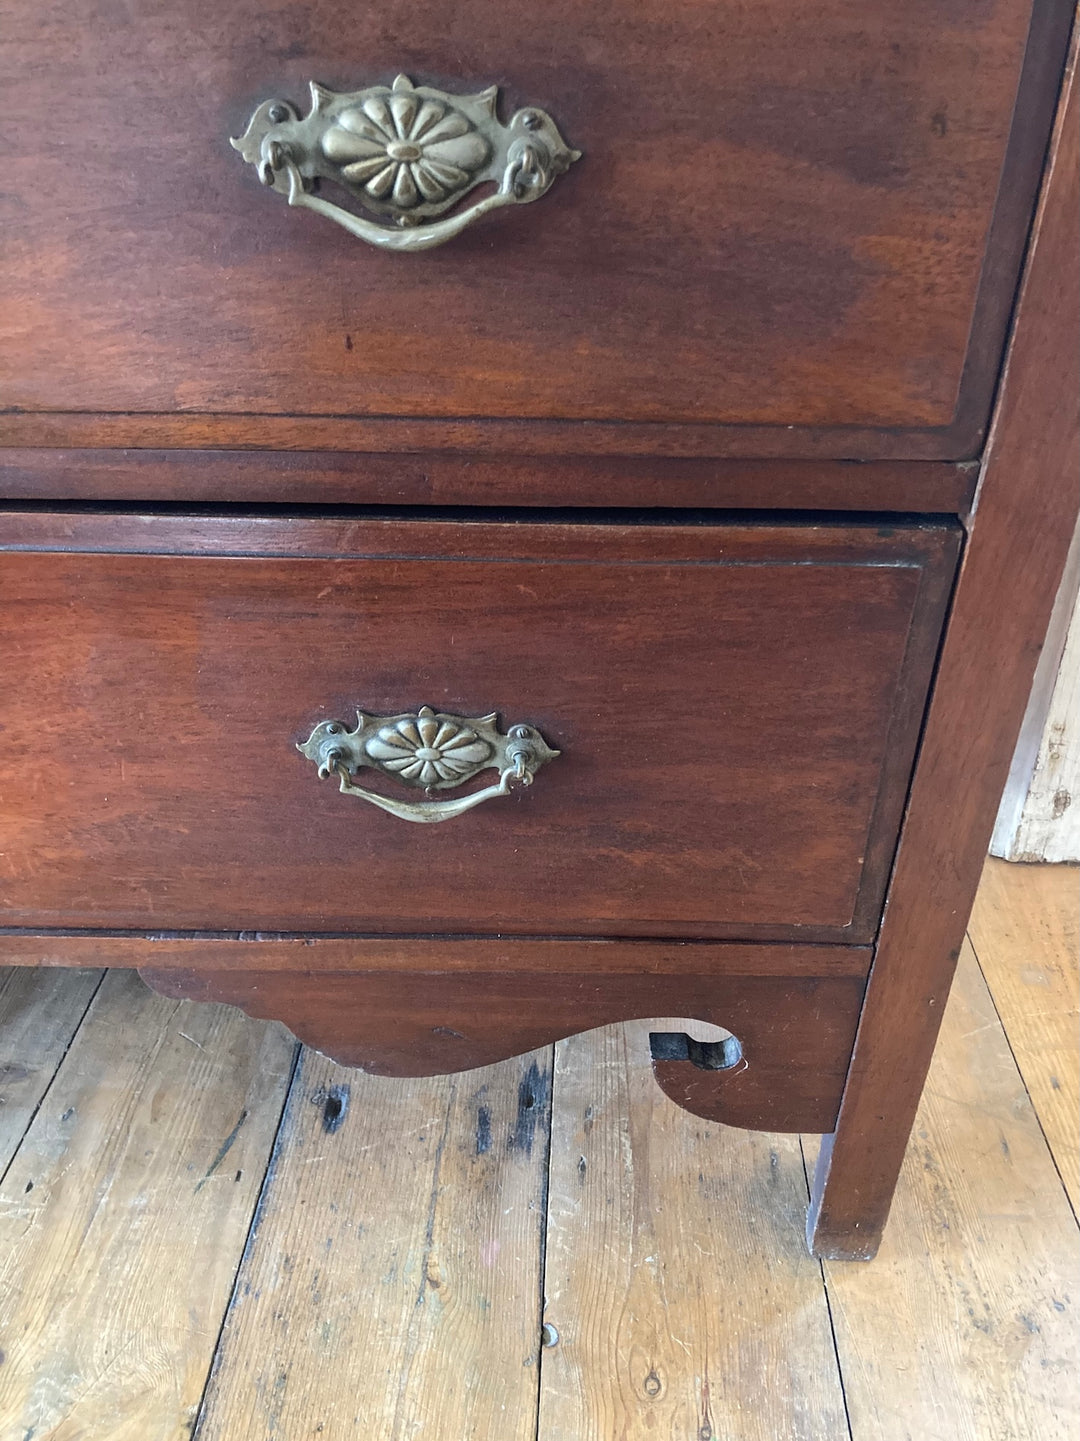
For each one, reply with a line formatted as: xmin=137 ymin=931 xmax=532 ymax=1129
xmin=538 ymin=1017 xmax=849 ymax=1441
xmin=0 ymin=967 xmax=103 ymax=1171
xmin=0 ymin=970 xmax=294 ymax=1441
xmin=811 ymin=942 xmax=1079 ymax=1441
xmin=968 ymin=857 xmax=1079 ymax=1213
xmin=196 ymin=1045 xmax=553 ymax=1441
xmin=0 ymin=860 xmax=1075 ymax=1439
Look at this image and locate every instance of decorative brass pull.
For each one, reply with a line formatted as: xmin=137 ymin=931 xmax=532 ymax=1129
xmin=297 ymin=707 xmax=559 ymax=823
xmin=232 ymin=74 xmax=580 ymax=252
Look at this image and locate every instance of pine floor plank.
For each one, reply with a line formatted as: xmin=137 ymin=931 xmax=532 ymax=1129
xmin=196 ymin=1045 xmax=553 ymax=1441
xmin=0 ymin=969 xmax=295 ymax=1441
xmin=968 ymin=857 xmax=1079 ymax=1211
xmin=0 ymin=968 xmax=103 ymax=1170
xmin=814 ymin=942 xmax=1079 ymax=1441
xmin=538 ymin=1018 xmax=849 ymax=1441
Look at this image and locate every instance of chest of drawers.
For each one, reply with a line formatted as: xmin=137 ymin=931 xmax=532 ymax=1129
xmin=1 ymin=0 xmax=1075 ymax=1258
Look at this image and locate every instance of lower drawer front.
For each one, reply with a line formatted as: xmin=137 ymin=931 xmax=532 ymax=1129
xmin=0 ymin=512 xmax=958 ymax=940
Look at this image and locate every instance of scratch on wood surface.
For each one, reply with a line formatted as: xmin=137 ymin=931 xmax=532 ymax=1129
xmin=195 ymin=1110 xmax=249 ymax=1193
xmin=342 ymin=1121 xmax=445 ymax=1158
xmin=413 ymin=1094 xmax=454 ymax=1311
xmin=42 ymin=1336 xmax=137 ymax=1430
xmin=956 ymin=1022 xmax=1002 ymax=1042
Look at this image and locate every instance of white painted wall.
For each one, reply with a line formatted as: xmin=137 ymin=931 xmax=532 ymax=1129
xmin=992 ymin=519 xmax=1080 ymax=863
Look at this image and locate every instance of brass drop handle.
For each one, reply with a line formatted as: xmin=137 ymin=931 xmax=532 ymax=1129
xmin=297 ymin=707 xmax=559 ymax=824
xmin=232 ymin=74 xmax=580 ymax=253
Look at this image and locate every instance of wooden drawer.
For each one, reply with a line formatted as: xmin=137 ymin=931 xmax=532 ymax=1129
xmin=0 ymin=512 xmax=958 ymax=939
xmin=0 ymin=0 xmax=1070 ymax=460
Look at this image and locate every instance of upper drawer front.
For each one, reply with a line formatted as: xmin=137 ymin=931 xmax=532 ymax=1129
xmin=0 ymin=0 xmax=1067 ymax=457
xmin=0 ymin=514 xmax=958 ymax=940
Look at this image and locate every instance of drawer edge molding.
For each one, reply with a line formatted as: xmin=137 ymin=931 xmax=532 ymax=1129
xmin=0 ymin=450 xmax=979 ymax=514
xmin=0 ymin=933 xmax=871 ymax=977
xmin=0 ymin=412 xmax=1010 ymax=461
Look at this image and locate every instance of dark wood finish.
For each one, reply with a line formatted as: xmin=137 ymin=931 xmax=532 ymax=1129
xmin=0 ymin=516 xmax=957 ymax=939
xmin=0 ymin=451 xmax=977 ymax=514
xmin=0 ymin=928 xmax=860 ymax=1133
xmin=808 ymin=36 xmax=1080 ymax=1260
xmin=138 ymin=949 xmax=869 ymax=1132
xmin=0 ymin=0 xmax=1071 ymax=1266
xmin=0 ymin=0 xmax=1071 ymax=458
xmin=0 ymin=509 xmax=960 ymax=564
xmin=0 ymin=414 xmax=1029 ymax=463
xmin=0 ymin=933 xmax=865 ymax=977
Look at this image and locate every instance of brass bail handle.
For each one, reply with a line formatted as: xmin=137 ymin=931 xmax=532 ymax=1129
xmin=232 ymin=74 xmax=580 ymax=252
xmin=297 ymin=707 xmax=560 ymax=824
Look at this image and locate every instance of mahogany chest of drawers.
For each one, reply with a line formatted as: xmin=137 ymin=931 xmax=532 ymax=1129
xmin=1 ymin=0 xmax=1076 ymax=1258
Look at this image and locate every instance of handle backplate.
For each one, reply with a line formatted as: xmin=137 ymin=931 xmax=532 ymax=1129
xmin=232 ymin=74 xmax=580 ymax=252
xmin=297 ymin=706 xmax=559 ymax=823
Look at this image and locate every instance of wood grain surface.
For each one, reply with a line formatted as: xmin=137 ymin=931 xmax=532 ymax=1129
xmin=0 ymin=967 xmax=102 ymax=1167
xmin=816 ymin=942 xmax=1080 ymax=1441
xmin=0 ymin=970 xmax=295 ymax=1441
xmin=0 ymin=0 xmax=1070 ymax=456
xmin=0 ymin=516 xmax=957 ymax=941
xmin=808 ymin=29 xmax=1080 ymax=1259
xmin=968 ymin=858 xmax=1079 ymax=1213
xmin=539 ymin=1017 xmax=849 ymax=1441
xmin=196 ymin=1045 xmax=553 ymax=1441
